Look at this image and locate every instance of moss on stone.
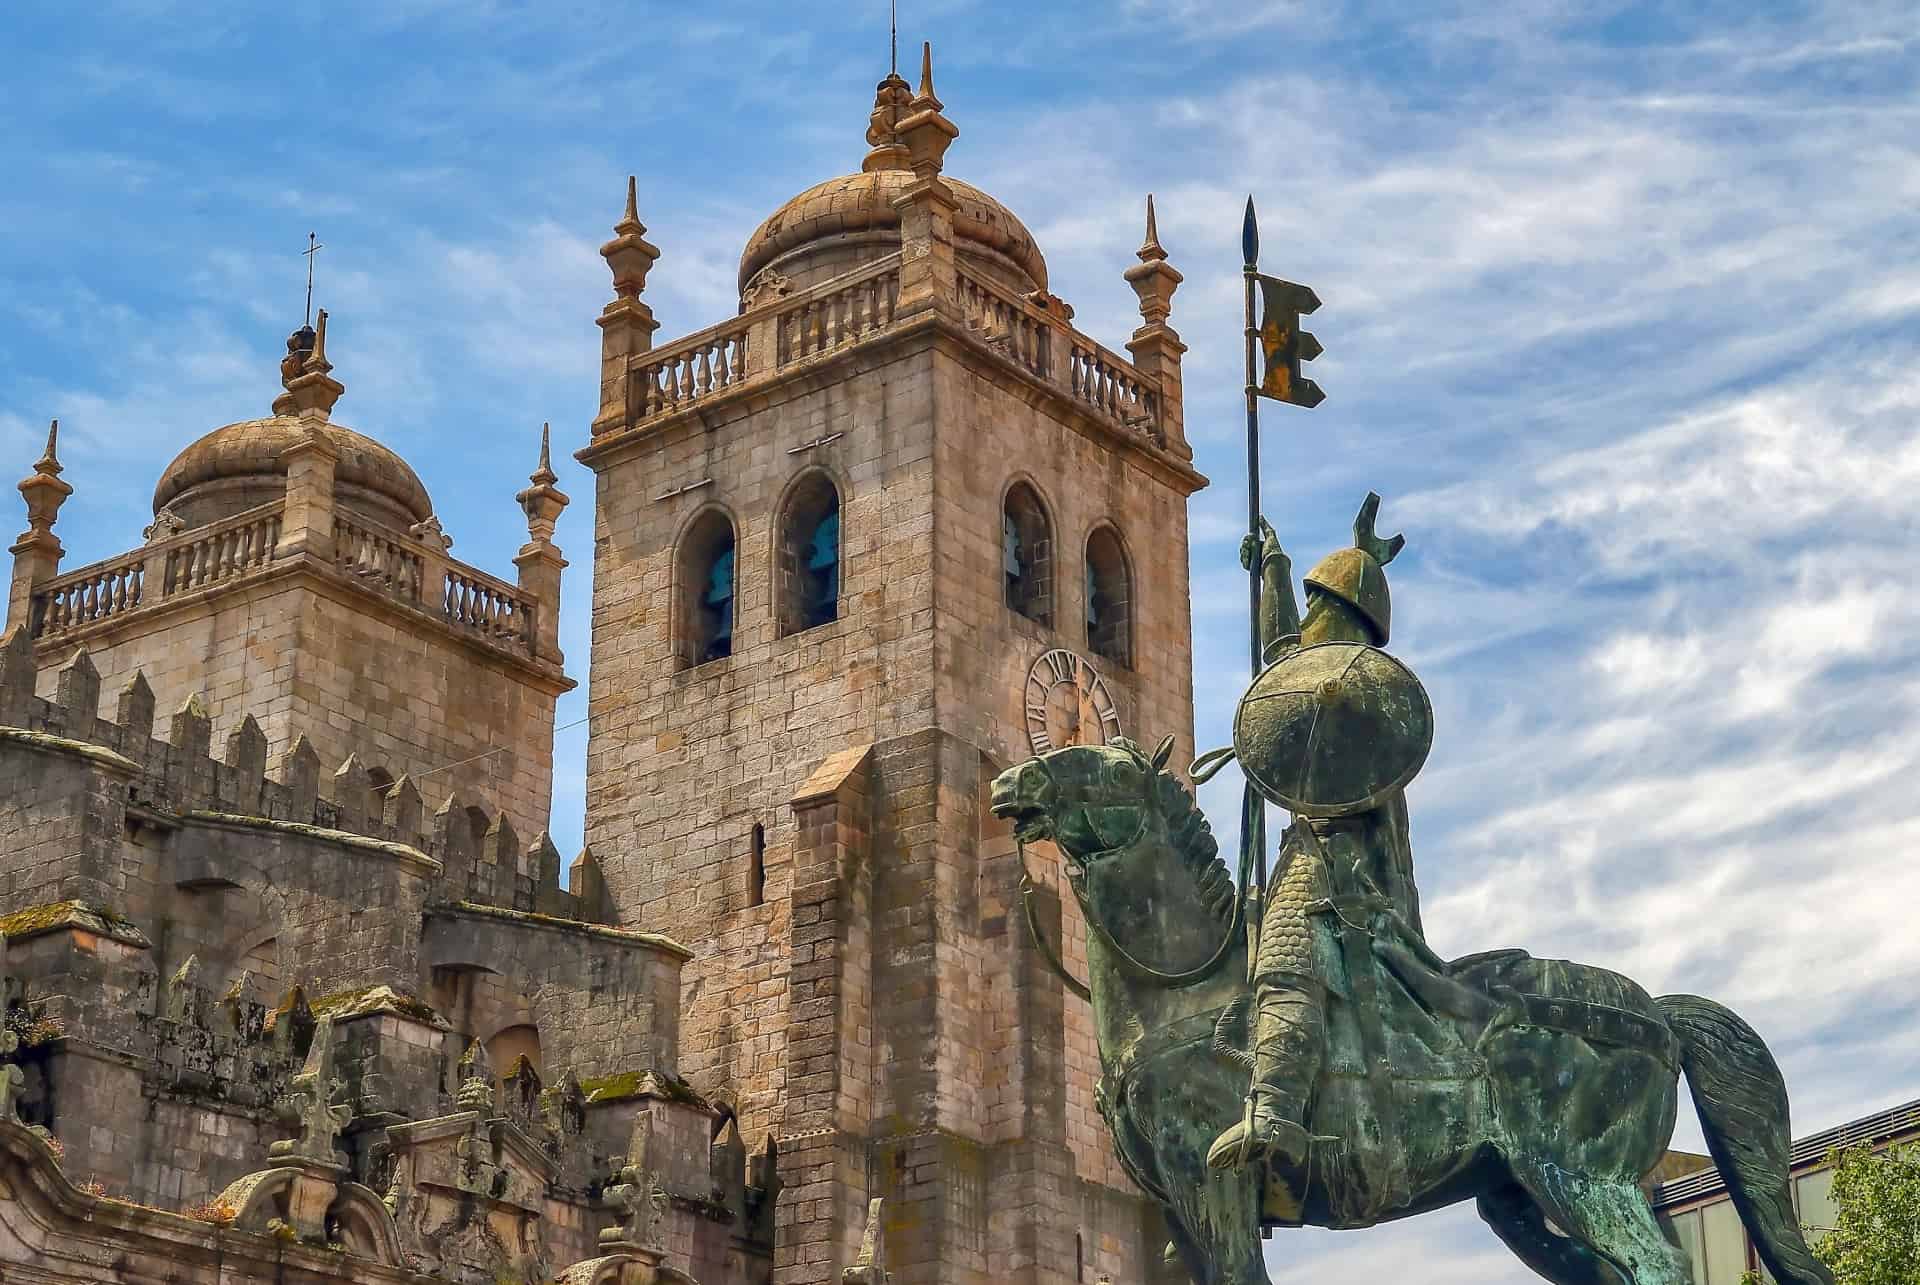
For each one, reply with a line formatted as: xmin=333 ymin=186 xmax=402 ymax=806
xmin=0 ymin=900 xmax=148 ymax=946
xmin=578 ymin=1067 xmax=708 ymax=1108
xmin=309 ymin=983 xmax=439 ymax=1024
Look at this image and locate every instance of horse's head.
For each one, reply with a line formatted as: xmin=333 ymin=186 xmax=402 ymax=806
xmin=991 ymin=734 xmax=1242 ymax=990
xmin=989 ymin=736 xmax=1173 ymax=876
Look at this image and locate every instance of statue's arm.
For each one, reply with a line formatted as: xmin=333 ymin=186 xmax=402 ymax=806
xmin=1240 ymin=518 xmax=1301 ymax=664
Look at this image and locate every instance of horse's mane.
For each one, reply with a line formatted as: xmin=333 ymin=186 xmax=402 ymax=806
xmin=1149 ymin=766 xmax=1237 ymax=926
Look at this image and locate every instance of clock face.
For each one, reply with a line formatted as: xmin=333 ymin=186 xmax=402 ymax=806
xmin=1025 ymin=647 xmax=1123 ymax=754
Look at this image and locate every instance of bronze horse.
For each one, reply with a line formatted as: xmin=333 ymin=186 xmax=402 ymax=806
xmin=989 ymin=736 xmax=1830 ymax=1285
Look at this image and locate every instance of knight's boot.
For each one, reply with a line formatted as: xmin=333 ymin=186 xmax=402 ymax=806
xmin=1206 ymin=982 xmax=1329 ymax=1171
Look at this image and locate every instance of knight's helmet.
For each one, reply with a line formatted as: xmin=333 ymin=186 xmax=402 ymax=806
xmin=1221 ymin=493 xmax=1433 ymax=817
xmin=1300 ymin=492 xmax=1404 ymax=646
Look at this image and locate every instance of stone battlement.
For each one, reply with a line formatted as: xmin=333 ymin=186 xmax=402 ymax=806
xmin=0 ymin=624 xmax=609 ymax=924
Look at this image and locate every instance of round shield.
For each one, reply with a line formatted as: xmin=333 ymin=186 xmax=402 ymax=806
xmin=1233 ymin=642 xmax=1433 ymax=818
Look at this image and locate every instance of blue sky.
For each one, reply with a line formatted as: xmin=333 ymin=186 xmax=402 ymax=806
xmin=3 ymin=1 xmax=1916 ymax=1278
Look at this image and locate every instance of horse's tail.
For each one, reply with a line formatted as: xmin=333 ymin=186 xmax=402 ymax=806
xmin=1658 ymin=994 xmax=1833 ymax=1285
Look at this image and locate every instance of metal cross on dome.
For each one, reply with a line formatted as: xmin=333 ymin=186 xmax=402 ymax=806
xmin=302 ymin=232 xmax=324 ymax=328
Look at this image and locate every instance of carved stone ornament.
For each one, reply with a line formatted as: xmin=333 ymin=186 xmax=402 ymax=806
xmin=741 ymin=269 xmax=793 ymax=310
xmin=142 ymin=506 xmax=187 ymax=544
xmin=268 ymin=1012 xmax=352 ymax=1168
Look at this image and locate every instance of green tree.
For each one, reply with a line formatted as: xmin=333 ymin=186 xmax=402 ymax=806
xmin=1810 ymin=1142 xmax=1920 ymax=1284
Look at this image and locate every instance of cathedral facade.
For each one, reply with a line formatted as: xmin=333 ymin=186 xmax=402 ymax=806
xmin=0 ymin=49 xmax=1203 ymax=1285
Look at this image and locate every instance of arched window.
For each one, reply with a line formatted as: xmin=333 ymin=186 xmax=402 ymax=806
xmin=777 ymin=474 xmax=841 ymax=636
xmin=679 ymin=510 xmax=738 ymax=667
xmin=1003 ymin=482 xmax=1053 ymax=626
xmin=1085 ymin=526 xmax=1132 ymax=668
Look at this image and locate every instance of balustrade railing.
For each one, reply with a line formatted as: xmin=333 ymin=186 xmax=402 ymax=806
xmin=33 ymin=554 xmax=147 ymax=637
xmin=1068 ymin=341 xmax=1159 ymax=439
xmin=335 ymin=514 xmax=424 ymax=604
xmin=957 ymin=272 xmax=1052 ymax=381
xmin=616 ymin=253 xmax=1161 ymax=445
xmin=631 ymin=324 xmax=750 ymax=421
xmin=776 ymin=264 xmax=901 ymax=365
xmin=163 ymin=505 xmax=283 ymax=594
xmin=442 ymin=568 xmax=534 ymax=653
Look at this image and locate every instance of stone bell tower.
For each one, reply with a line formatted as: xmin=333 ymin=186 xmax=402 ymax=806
xmin=577 ymin=46 xmax=1206 ymax=1285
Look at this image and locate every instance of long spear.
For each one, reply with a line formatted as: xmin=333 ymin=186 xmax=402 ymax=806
xmin=1240 ymin=197 xmax=1268 ymax=974
xmin=1236 ymin=195 xmax=1326 ymax=975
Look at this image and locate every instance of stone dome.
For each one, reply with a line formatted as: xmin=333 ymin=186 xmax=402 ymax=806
xmin=153 ymin=416 xmax=434 ymax=533
xmin=738 ymin=169 xmax=1049 ymax=301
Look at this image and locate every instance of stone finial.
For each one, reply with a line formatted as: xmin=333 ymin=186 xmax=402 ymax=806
xmin=9 ymin=419 xmax=72 ymax=629
xmin=863 ymin=67 xmax=915 ymax=173
xmin=164 ymin=954 xmax=205 ymax=1025
xmin=269 ymin=1013 xmax=352 ymax=1168
xmin=384 ymin=773 xmax=423 ymax=835
xmin=116 ymin=670 xmax=156 ymax=745
xmin=516 ymin=422 xmax=571 ymax=544
xmin=332 ymin=752 xmax=373 ymax=832
xmin=224 ymin=713 xmax=268 ymax=779
xmin=895 ymin=43 xmax=959 ymax=179
xmin=169 ymin=691 xmax=212 ymax=760
xmin=15 ymin=419 xmax=73 ymax=544
xmin=273 ymin=310 xmax=346 ymax=419
xmin=601 ymin=1111 xmax=668 ymax=1249
xmin=455 ymin=1039 xmax=496 ymax=1113
xmin=842 ymin=1198 xmax=890 ymax=1285
xmin=0 ymin=626 xmax=33 ymax=728
xmin=601 ymin=177 xmax=661 ymax=302
xmin=1124 ymin=194 xmax=1184 ymax=328
xmin=280 ymin=734 xmax=321 ymax=821
xmin=56 ymin=647 xmax=100 ymax=724
xmin=569 ymin=845 xmax=612 ymax=923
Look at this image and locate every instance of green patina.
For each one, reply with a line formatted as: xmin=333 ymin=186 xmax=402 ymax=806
xmin=988 ymin=496 xmax=1834 ymax=1285
xmin=577 ymin=1068 xmax=707 ymax=1108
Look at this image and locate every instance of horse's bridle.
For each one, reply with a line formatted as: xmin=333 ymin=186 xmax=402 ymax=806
xmin=1015 ymin=744 xmax=1249 ymax=996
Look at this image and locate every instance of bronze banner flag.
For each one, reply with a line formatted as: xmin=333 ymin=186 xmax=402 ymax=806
xmin=1255 ymin=274 xmax=1325 ymax=408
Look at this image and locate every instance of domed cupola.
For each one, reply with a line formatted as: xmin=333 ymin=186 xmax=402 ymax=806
xmin=737 ymin=49 xmax=1049 ymax=304
xmin=151 ymin=311 xmax=434 ymax=533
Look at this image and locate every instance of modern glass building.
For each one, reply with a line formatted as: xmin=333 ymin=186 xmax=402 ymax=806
xmin=1651 ymin=1096 xmax=1919 ymax=1282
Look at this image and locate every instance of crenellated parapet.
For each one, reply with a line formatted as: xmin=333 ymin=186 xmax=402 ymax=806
xmin=0 ymin=623 xmax=605 ymax=924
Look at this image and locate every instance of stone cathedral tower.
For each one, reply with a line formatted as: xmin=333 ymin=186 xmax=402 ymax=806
xmin=578 ymin=48 xmax=1206 ymax=1285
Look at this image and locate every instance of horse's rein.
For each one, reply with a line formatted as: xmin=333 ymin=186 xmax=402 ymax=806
xmin=1014 ymin=750 xmax=1251 ymax=995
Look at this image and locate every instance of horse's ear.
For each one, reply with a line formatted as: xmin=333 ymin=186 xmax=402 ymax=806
xmin=1152 ymin=735 xmax=1176 ymax=771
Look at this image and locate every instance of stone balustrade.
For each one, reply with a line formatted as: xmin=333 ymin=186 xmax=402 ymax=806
xmin=441 ymin=565 xmax=535 ymax=652
xmin=1067 ymin=337 xmax=1161 ymax=442
xmin=32 ymin=552 xmax=148 ymax=637
xmin=30 ymin=499 xmax=541 ymax=661
xmin=334 ymin=512 xmax=425 ymax=605
xmin=775 ymin=260 xmax=902 ymax=365
xmin=630 ymin=321 xmax=751 ymax=421
xmin=615 ymin=252 xmax=1166 ymax=446
xmin=163 ymin=502 xmax=284 ymax=594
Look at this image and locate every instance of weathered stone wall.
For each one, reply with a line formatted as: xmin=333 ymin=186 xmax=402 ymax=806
xmin=28 ymin=563 xmax=565 ymax=842
xmin=581 ymin=334 xmax=941 ymax=1147
xmin=580 ymin=300 xmax=1199 ymax=1285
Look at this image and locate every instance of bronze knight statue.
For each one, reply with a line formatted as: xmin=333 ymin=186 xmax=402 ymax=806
xmin=990 ymin=494 xmax=1831 ymax=1285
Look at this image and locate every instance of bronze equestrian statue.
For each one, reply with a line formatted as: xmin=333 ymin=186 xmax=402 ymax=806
xmin=989 ymin=495 xmax=1830 ymax=1285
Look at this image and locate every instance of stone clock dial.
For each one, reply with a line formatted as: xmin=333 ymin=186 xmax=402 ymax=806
xmin=1024 ymin=647 xmax=1122 ymax=754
